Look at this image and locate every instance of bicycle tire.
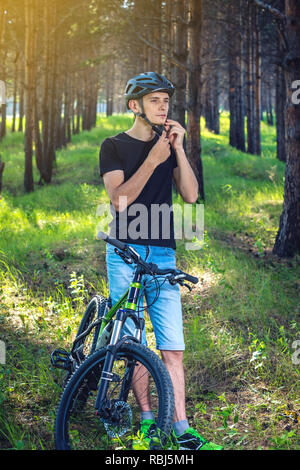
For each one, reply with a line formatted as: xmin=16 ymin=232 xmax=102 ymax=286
xmin=54 ymin=341 xmax=175 ymax=450
xmin=74 ymin=295 xmax=107 ymax=360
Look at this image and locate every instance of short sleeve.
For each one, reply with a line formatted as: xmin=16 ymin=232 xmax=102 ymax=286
xmin=99 ymin=138 xmax=124 ymax=177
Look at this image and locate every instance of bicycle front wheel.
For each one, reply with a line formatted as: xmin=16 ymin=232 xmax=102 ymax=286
xmin=54 ymin=342 xmax=174 ymax=450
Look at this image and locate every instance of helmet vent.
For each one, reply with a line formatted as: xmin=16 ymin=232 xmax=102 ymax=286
xmin=132 ymin=85 xmax=144 ymax=94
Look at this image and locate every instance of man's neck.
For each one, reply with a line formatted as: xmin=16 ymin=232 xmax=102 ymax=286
xmin=125 ymin=118 xmax=156 ymax=142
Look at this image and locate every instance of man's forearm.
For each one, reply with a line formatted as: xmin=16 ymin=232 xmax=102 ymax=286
xmin=112 ymin=157 xmax=157 ymax=211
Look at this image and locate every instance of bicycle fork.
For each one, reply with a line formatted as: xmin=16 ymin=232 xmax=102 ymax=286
xmin=94 ymin=307 xmax=145 ymax=415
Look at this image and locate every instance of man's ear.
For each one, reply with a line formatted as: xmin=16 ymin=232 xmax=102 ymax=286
xmin=128 ymin=98 xmax=141 ymax=113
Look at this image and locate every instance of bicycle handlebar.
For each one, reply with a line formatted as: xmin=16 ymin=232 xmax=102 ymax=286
xmin=97 ymin=231 xmax=199 ymax=285
xmin=98 ymin=231 xmax=126 ymax=251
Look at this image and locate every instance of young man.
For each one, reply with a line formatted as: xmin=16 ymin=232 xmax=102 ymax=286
xmin=99 ymin=72 xmax=222 ymax=450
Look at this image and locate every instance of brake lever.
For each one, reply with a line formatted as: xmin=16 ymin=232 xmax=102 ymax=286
xmin=182 ymin=282 xmax=192 ymax=291
xmin=167 ymin=274 xmax=192 ymax=291
xmin=177 ymin=278 xmax=193 ymax=291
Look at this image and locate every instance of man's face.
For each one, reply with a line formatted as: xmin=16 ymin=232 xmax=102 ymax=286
xmin=138 ymin=92 xmax=170 ymax=125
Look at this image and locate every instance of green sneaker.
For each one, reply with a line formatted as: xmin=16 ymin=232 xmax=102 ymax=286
xmin=174 ymin=428 xmax=223 ymax=450
xmin=140 ymin=419 xmax=157 ymax=445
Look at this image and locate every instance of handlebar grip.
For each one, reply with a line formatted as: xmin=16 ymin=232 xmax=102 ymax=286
xmin=97 ymin=231 xmax=127 ymax=251
xmin=184 ymin=273 xmax=199 ymax=284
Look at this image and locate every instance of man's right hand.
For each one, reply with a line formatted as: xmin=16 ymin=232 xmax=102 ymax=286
xmin=148 ymin=131 xmax=171 ymax=166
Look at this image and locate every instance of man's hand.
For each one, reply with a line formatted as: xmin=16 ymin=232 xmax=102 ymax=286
xmin=164 ymin=119 xmax=186 ymax=151
xmin=148 ymin=130 xmax=171 ymax=166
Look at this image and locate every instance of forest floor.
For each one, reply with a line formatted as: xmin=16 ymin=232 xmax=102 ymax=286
xmin=0 ymin=113 xmax=299 ymax=450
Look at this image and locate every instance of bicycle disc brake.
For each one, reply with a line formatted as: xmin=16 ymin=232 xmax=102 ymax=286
xmin=100 ymin=399 xmax=132 ymax=438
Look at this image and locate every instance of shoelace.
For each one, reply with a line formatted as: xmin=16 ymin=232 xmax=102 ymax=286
xmin=145 ymin=423 xmax=157 ymax=438
xmin=179 ymin=432 xmax=208 ymax=447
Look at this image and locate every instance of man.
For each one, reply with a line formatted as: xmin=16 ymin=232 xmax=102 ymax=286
xmin=99 ymin=72 xmax=222 ymax=450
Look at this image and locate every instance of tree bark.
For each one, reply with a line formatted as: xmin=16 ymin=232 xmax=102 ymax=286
xmin=186 ymin=0 xmax=203 ymax=201
xmin=246 ymin=0 xmax=256 ymax=154
xmin=275 ymin=32 xmax=286 ymax=161
xmin=24 ymin=0 xmax=34 ymax=192
xmin=12 ymin=53 xmax=19 ymax=133
xmin=273 ymin=0 xmax=300 ymax=257
xmin=41 ymin=0 xmax=51 ymax=181
xmin=254 ymin=4 xmax=262 ymax=154
xmin=172 ymin=0 xmax=187 ymax=129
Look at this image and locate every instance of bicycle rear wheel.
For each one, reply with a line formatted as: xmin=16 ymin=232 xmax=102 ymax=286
xmin=54 ymin=342 xmax=174 ymax=450
xmin=74 ymin=295 xmax=108 ymax=360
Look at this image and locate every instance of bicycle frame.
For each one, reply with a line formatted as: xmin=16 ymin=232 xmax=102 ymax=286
xmin=98 ymin=261 xmax=146 ymax=338
xmin=94 ymin=263 xmax=147 ymax=414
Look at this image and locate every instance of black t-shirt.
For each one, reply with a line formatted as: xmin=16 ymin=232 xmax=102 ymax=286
xmin=99 ymin=131 xmax=178 ymax=249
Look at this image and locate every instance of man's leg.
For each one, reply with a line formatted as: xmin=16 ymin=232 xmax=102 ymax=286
xmin=142 ymin=246 xmax=186 ymax=430
xmin=160 ymin=350 xmax=187 ymax=422
xmin=131 ymin=362 xmax=151 ymax=412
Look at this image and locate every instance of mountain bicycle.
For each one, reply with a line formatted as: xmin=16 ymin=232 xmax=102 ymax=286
xmin=51 ymin=231 xmax=198 ymax=450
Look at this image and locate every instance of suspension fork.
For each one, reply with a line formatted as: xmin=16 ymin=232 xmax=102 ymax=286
xmin=94 ymin=309 xmax=145 ymax=413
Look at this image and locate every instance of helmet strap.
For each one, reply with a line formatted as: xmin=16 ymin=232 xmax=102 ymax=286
xmin=135 ymin=99 xmax=164 ymax=137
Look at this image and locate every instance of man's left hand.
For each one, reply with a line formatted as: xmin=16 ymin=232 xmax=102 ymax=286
xmin=164 ymin=119 xmax=186 ymax=151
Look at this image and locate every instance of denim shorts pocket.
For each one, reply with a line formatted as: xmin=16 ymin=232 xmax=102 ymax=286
xmin=164 ymin=247 xmax=175 ymax=256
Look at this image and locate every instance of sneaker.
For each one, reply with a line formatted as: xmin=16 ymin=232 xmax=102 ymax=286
xmin=140 ymin=419 xmax=157 ymax=445
xmin=140 ymin=420 xmax=169 ymax=449
xmin=174 ymin=427 xmax=223 ymax=450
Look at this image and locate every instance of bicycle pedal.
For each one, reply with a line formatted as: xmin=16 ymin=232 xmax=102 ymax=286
xmin=51 ymin=349 xmax=73 ymax=371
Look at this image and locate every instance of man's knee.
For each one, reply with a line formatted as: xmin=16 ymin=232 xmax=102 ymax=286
xmin=160 ymin=350 xmax=184 ymax=365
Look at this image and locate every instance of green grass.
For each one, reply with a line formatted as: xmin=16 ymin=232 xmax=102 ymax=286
xmin=0 ymin=113 xmax=299 ymax=450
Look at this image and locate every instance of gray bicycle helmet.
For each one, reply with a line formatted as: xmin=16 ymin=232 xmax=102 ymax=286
xmin=124 ymin=72 xmax=175 ymax=110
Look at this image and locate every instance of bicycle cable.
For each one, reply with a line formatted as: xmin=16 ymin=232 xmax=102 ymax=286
xmin=135 ymin=275 xmax=169 ymax=316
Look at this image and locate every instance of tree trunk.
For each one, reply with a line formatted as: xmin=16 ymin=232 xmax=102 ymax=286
xmin=33 ymin=81 xmax=43 ymax=177
xmin=48 ymin=3 xmax=58 ymax=165
xmin=228 ymin=35 xmax=237 ymax=147
xmin=41 ymin=0 xmax=51 ymax=181
xmin=186 ymin=0 xmax=203 ymax=201
xmin=254 ymin=4 xmax=261 ymax=154
xmin=18 ymin=85 xmax=24 ymax=132
xmin=106 ymin=60 xmax=114 ymax=117
xmin=273 ymin=0 xmax=300 ymax=257
xmin=246 ymin=0 xmax=256 ymax=154
xmin=12 ymin=53 xmax=19 ymax=133
xmin=236 ymin=0 xmax=246 ymax=150
xmin=24 ymin=0 xmax=34 ymax=192
xmin=172 ymin=0 xmax=187 ymax=129
xmin=275 ymin=33 xmax=286 ymax=161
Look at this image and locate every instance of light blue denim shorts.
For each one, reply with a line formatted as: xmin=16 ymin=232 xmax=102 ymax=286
xmin=105 ymin=242 xmax=185 ymax=351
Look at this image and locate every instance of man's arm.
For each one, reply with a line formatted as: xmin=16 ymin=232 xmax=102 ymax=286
xmin=173 ymin=150 xmax=199 ymax=204
xmin=103 ymin=158 xmax=156 ymax=212
xmin=103 ymin=130 xmax=172 ymax=212
xmin=165 ymin=118 xmax=199 ymax=203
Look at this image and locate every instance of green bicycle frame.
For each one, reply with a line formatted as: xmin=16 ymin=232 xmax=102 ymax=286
xmin=98 ymin=281 xmax=143 ymax=335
